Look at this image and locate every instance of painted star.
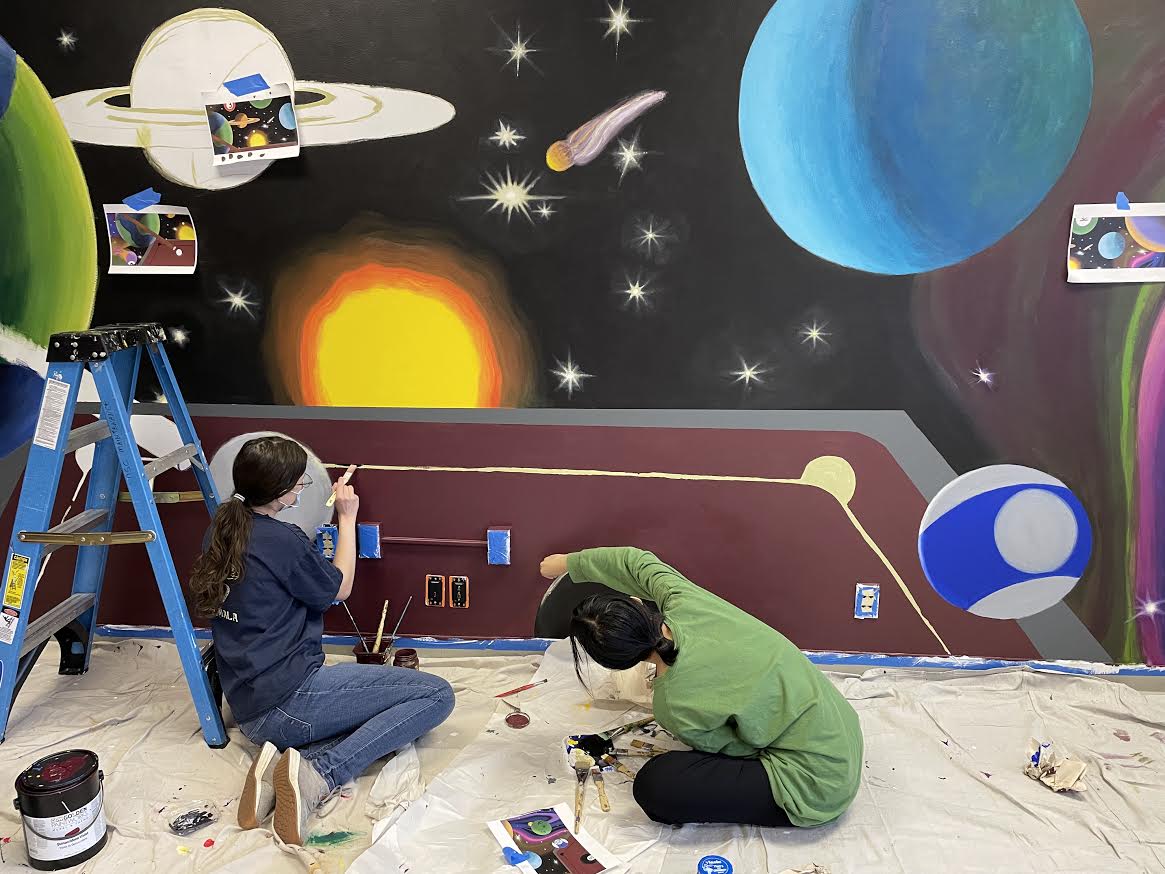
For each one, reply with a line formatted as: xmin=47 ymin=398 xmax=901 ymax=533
xmin=551 ymin=356 xmax=592 ymax=398
xmin=633 ymin=218 xmax=671 ymax=256
xmin=461 ymin=166 xmax=564 ymax=224
xmin=620 ymin=273 xmax=652 ymax=306
xmin=493 ymin=23 xmax=538 ymax=77
xmin=972 ymin=365 xmax=995 ymax=387
xmin=798 ymin=321 xmax=831 ymax=349
xmin=490 ymin=121 xmax=524 ymax=150
xmin=534 ymin=201 xmax=556 ymax=221
xmin=56 ymin=29 xmax=77 ymax=51
xmin=219 ymin=283 xmax=257 ymax=318
xmin=168 ymin=326 xmax=190 ymax=348
xmin=612 ymin=134 xmax=646 ymax=180
xmin=1132 ymin=599 xmax=1162 ymax=622
xmin=732 ymin=360 xmax=766 ymax=386
xmin=600 ymin=2 xmax=641 ymax=54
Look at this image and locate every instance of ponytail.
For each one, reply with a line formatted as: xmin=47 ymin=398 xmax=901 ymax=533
xmin=653 ymin=634 xmax=678 ymax=666
xmin=189 ymin=498 xmax=253 ymax=617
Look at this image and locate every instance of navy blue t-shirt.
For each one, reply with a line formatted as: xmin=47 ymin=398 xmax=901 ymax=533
xmin=210 ymin=514 xmax=342 ymax=724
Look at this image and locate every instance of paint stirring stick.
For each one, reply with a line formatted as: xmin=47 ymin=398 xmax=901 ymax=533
xmin=325 ymin=464 xmax=357 ymax=508
xmin=384 ymin=595 xmax=413 ymax=651
xmin=341 ymin=601 xmax=369 ymax=652
xmin=371 ymin=599 xmax=390 ymax=654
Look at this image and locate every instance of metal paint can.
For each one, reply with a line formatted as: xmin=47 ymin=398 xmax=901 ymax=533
xmin=13 ymin=750 xmax=108 ymax=870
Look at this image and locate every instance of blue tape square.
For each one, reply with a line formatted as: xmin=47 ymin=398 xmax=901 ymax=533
xmin=486 ymin=528 xmax=510 ymax=565
xmin=223 ymin=73 xmax=269 ymax=96
xmin=122 ymin=187 xmax=162 ymax=210
xmin=854 ymin=583 xmax=880 ymax=619
xmin=357 ymin=523 xmax=381 ymax=559
xmin=315 ymin=524 xmax=338 ymax=559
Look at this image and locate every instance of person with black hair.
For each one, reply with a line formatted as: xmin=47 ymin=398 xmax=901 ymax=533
xmin=540 ymin=547 xmax=862 ymax=829
xmin=190 ymin=435 xmax=454 ymax=846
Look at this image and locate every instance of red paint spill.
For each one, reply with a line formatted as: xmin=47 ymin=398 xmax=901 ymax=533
xmin=203 ymin=839 xmax=215 ymax=848
xmin=1114 ymin=729 xmax=1131 ymax=741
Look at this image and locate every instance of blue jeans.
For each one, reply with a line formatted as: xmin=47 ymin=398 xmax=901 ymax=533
xmin=238 ymin=663 xmax=455 ymax=789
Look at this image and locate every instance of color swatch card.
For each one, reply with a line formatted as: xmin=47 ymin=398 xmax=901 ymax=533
xmin=1067 ymin=203 xmax=1165 ymax=283
xmin=202 ymin=81 xmax=299 ymax=165
xmin=488 ymin=804 xmax=617 ymax=874
xmin=103 ymin=204 xmax=197 ymax=274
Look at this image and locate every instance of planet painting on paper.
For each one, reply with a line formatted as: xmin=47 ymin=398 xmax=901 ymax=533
xmin=739 ymin=0 xmax=1093 ymax=275
xmin=203 ymin=82 xmax=299 ymax=164
xmin=1067 ymin=204 xmax=1165 ymax=282
xmin=103 ymin=205 xmax=198 ymax=274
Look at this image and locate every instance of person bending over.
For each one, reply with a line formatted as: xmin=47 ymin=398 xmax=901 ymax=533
xmin=540 ymin=546 xmax=862 ymax=829
xmin=189 ymin=436 xmax=454 ymax=845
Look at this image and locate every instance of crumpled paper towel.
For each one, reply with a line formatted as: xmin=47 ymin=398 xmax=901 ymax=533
xmin=1024 ymin=739 xmax=1087 ymax=792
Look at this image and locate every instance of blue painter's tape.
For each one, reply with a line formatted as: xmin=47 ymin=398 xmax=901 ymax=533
xmin=357 ymin=523 xmax=381 ymax=559
xmin=315 ymin=524 xmax=338 ymax=559
xmin=223 ymin=73 xmax=269 ymax=96
xmin=1116 ymin=191 xmax=1131 ymax=210
xmin=698 ymin=855 xmax=733 ymax=874
xmin=487 ymin=527 xmax=511 ymax=565
xmin=854 ymin=583 xmax=880 ymax=619
xmin=122 ymin=187 xmax=162 ymax=210
xmin=502 ymin=847 xmax=524 ymax=865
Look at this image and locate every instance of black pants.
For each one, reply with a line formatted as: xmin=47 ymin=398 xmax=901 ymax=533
xmin=632 ymin=750 xmax=794 ymax=827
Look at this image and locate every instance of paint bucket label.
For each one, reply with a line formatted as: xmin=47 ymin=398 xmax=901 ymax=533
xmin=697 ymin=856 xmax=733 ymax=874
xmin=23 ymin=792 xmax=107 ymax=863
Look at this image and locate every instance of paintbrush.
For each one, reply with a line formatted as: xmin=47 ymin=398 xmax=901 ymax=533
xmin=600 ymin=754 xmax=636 ymax=780
xmin=569 ymin=750 xmax=594 ymax=833
xmin=341 ymin=601 xmax=369 ymax=652
xmin=384 ymin=595 xmax=413 ymax=651
xmin=629 ymin=739 xmax=666 ymax=753
xmin=612 ymin=747 xmax=665 ymax=758
xmin=495 ymin=678 xmax=549 ymax=698
xmin=371 ymin=599 xmax=390 ymax=654
xmin=591 ymin=768 xmax=610 ymax=812
xmin=325 ymin=464 xmax=357 ymax=508
xmin=601 ymin=716 xmax=655 ymax=742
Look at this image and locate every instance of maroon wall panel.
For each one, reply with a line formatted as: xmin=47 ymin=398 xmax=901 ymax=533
xmin=3 ymin=416 xmax=1039 ymax=659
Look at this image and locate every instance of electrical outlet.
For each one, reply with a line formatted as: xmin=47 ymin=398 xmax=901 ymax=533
xmin=425 ymin=574 xmax=446 ymax=607
xmin=450 ymin=575 xmax=469 ymax=608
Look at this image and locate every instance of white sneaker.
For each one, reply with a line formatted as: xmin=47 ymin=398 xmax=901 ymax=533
xmin=273 ymin=748 xmax=330 ymax=845
xmin=238 ymin=741 xmax=279 ymax=829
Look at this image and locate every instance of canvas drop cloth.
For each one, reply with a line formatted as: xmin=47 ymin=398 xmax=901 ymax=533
xmin=351 ymin=641 xmax=1165 ymax=874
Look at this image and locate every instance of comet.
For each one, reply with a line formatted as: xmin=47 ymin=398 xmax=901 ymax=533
xmin=546 ymin=89 xmax=666 ymax=172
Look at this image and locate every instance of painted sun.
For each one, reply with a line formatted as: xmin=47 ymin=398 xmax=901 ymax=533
xmin=265 ymin=218 xmax=533 ymax=407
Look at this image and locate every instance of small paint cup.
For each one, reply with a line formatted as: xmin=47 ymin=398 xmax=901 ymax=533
xmin=352 ymin=636 xmax=388 ymax=665
xmin=392 ymin=648 xmax=419 ymax=669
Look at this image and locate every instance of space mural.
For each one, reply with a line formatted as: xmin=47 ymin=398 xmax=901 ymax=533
xmin=1 ymin=1 xmax=1164 ymax=664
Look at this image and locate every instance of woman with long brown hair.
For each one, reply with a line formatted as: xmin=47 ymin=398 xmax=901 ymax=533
xmin=190 ymin=436 xmax=454 ymax=846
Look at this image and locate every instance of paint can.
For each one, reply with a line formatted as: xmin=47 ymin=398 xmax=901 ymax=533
xmin=697 ymin=855 xmax=733 ymax=874
xmin=13 ymin=750 xmax=108 ymax=870
xmin=392 ymin=648 xmax=419 ymax=669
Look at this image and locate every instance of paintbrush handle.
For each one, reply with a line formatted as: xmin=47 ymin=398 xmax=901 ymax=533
xmin=592 ymin=771 xmax=610 ymax=812
xmin=495 ymin=678 xmax=549 ymax=698
xmin=602 ymin=755 xmax=636 ymax=779
xmin=574 ymin=778 xmax=586 ymax=833
xmin=325 ymin=465 xmax=358 ymax=507
xmin=371 ymin=600 xmax=390 ymax=653
xmin=387 ymin=595 xmax=412 ymax=647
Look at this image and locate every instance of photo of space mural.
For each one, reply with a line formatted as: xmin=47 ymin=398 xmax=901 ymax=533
xmin=2 ymin=1 xmax=1164 ymax=664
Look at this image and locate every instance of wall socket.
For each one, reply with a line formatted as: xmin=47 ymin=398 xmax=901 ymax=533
xmin=425 ymin=574 xmax=445 ymax=607
xmin=450 ymin=575 xmax=469 ymax=608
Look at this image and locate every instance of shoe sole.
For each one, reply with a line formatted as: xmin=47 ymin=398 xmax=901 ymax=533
xmin=273 ymin=750 xmax=305 ymax=845
xmin=238 ymin=742 xmax=278 ymax=830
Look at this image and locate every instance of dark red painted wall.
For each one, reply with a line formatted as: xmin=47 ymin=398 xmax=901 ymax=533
xmin=3 ymin=416 xmax=1039 ymax=659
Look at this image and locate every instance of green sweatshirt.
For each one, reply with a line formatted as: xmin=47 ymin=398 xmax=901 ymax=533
xmin=567 ymin=547 xmax=863 ymax=827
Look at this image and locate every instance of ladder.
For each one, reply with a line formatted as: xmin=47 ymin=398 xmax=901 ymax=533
xmin=0 ymin=323 xmax=227 ymax=747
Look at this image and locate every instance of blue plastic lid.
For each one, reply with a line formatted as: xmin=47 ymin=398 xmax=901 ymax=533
xmin=698 ymin=856 xmax=733 ymax=874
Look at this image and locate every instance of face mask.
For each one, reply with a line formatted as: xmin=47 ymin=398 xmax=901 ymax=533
xmin=278 ymin=490 xmax=302 ymax=511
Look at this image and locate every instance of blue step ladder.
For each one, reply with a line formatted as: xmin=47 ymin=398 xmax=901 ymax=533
xmin=0 ymin=323 xmax=228 ymax=747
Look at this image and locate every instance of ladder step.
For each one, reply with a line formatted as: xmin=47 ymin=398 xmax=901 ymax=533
xmin=142 ymin=444 xmax=199 ymax=480
xmin=20 ymin=593 xmax=96 ymax=658
xmin=64 ymin=420 xmax=111 ymax=454
xmin=35 ymin=508 xmax=109 ymax=555
xmin=119 ymin=490 xmax=205 ymax=504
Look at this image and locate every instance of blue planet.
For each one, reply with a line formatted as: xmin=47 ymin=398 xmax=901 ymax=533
xmin=739 ymin=1 xmax=1093 ymax=275
xmin=0 ymin=362 xmax=44 ymax=457
xmin=1098 ymin=231 xmax=1126 ymax=260
xmin=278 ymin=102 xmax=297 ymax=131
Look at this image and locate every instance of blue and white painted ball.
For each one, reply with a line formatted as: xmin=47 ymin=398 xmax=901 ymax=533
xmin=918 ymin=465 xmax=1092 ymax=619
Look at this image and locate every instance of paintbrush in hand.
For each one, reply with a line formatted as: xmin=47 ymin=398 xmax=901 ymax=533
xmin=325 ymin=464 xmax=357 ymax=508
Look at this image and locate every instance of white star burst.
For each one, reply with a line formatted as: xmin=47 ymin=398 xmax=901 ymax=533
xmin=620 ymin=273 xmax=652 ymax=306
xmin=632 ymin=218 xmax=671 ymax=256
xmin=490 ymin=121 xmax=524 ymax=150
xmin=1131 ymin=599 xmax=1163 ymax=622
xmin=534 ymin=202 xmax=556 ymax=221
xmin=732 ymin=360 xmax=766 ymax=386
xmin=56 ymin=29 xmax=77 ymax=51
xmin=551 ymin=356 xmax=592 ymax=398
xmin=612 ymin=134 xmax=646 ymax=180
xmin=461 ymin=166 xmax=564 ymax=224
xmin=972 ymin=364 xmax=995 ymax=387
xmin=493 ymin=23 xmax=538 ymax=77
xmin=799 ymin=321 xmax=831 ymax=349
xmin=600 ymin=2 xmax=641 ymax=53
xmin=219 ymin=285 xmax=257 ymax=318
xmin=168 ymin=326 xmax=190 ymax=348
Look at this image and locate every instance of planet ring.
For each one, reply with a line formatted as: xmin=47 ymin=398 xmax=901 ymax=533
xmin=53 ymin=81 xmax=455 ymax=149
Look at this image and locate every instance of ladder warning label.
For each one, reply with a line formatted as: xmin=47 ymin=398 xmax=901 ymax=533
xmin=4 ymin=553 xmax=29 ymax=610
xmin=32 ymin=377 xmax=70 ymax=450
xmin=0 ymin=609 xmax=18 ymax=645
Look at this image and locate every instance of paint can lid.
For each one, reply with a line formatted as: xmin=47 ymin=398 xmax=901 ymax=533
xmin=697 ymin=856 xmax=733 ymax=874
xmin=16 ymin=749 xmax=99 ymax=794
